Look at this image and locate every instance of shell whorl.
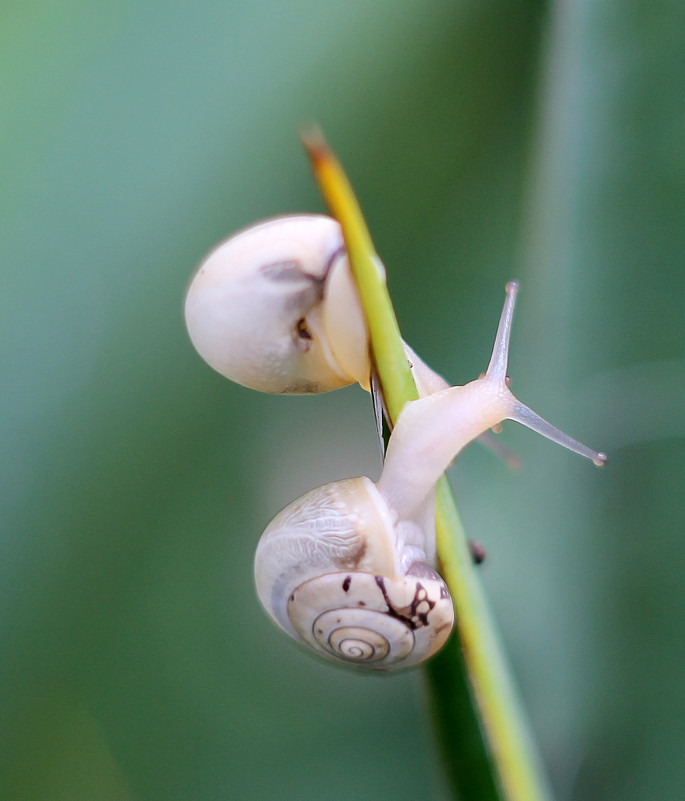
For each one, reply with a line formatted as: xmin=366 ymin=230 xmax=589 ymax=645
xmin=287 ymin=570 xmax=453 ymax=670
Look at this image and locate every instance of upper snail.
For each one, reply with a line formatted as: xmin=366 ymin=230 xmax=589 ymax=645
xmin=184 ymin=214 xmax=446 ymax=397
xmin=184 ymin=215 xmax=371 ymax=394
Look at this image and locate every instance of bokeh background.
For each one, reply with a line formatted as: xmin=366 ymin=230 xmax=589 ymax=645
xmin=2 ymin=1 xmax=684 ymax=799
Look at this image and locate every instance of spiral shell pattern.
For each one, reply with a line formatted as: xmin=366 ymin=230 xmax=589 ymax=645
xmin=287 ymin=570 xmax=453 ymax=670
xmin=313 ymin=608 xmax=414 ymax=664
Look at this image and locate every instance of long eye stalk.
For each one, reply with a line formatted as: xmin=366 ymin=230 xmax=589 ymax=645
xmin=508 ymin=402 xmax=606 ymax=467
xmin=485 ymin=280 xmax=519 ymax=382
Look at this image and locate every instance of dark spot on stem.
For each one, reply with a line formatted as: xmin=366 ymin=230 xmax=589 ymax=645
xmin=470 ymin=540 xmax=487 ymax=565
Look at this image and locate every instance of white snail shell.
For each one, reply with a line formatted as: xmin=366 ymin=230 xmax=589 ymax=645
xmin=254 ymin=477 xmax=454 ymax=670
xmin=184 ymin=215 xmax=371 ymax=393
xmin=184 ymin=214 xmax=449 ymax=397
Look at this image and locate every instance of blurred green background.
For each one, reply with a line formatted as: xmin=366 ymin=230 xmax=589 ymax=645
xmin=2 ymin=1 xmax=684 ymax=799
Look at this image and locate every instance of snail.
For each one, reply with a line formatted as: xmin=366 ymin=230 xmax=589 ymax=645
xmin=184 ymin=214 xmax=445 ymax=396
xmin=254 ymin=282 xmax=606 ymax=670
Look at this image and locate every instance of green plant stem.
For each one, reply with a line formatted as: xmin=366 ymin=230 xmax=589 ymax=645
xmin=303 ymin=129 xmax=553 ymax=801
xmin=432 ymin=479 xmax=552 ymax=801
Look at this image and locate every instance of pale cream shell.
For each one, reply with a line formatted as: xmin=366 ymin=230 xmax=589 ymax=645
xmin=184 ymin=214 xmax=370 ymax=393
xmin=254 ymin=476 xmax=454 ymax=670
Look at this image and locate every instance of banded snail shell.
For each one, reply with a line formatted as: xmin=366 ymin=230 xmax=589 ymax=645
xmin=254 ymin=477 xmax=454 ymax=670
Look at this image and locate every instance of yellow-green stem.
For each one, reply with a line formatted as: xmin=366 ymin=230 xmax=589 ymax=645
xmin=302 ymin=127 xmax=418 ymax=421
xmin=435 ymin=479 xmax=552 ymax=801
xmin=303 ymin=128 xmax=553 ymax=801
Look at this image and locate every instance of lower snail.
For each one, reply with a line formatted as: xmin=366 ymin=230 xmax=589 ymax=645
xmin=254 ymin=282 xmax=606 ymax=670
xmin=255 ymin=478 xmax=454 ymax=669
